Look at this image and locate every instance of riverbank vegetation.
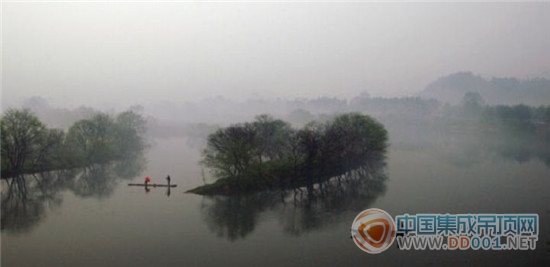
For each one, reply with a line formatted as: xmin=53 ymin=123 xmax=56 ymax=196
xmin=1 ymin=108 xmax=147 ymax=177
xmin=188 ymin=113 xmax=387 ymax=195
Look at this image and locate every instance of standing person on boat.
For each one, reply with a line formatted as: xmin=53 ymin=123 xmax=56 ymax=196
xmin=166 ymin=175 xmax=171 ymax=185
xmin=145 ymin=176 xmax=151 ymax=186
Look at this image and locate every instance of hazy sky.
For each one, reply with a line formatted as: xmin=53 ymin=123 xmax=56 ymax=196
xmin=2 ymin=2 xmax=550 ymax=109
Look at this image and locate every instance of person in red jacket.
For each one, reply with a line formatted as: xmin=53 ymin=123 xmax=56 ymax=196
xmin=145 ymin=176 xmax=151 ymax=186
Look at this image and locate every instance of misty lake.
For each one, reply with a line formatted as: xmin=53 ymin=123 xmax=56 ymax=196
xmin=2 ymin=132 xmax=549 ymax=266
xmin=4 ymin=1 xmax=550 ymax=266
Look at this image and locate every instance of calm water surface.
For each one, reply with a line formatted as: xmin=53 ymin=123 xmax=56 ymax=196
xmin=2 ymin=136 xmax=549 ymax=266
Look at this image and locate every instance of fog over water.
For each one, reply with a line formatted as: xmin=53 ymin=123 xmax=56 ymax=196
xmin=2 ymin=2 xmax=550 ymax=267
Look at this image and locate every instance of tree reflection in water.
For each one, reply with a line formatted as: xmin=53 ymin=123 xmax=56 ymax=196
xmin=200 ymin=153 xmax=388 ymax=241
xmin=1 ymin=155 xmax=145 ymax=233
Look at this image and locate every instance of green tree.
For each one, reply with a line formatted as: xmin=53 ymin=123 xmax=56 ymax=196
xmin=114 ymin=110 xmax=147 ymax=158
xmin=1 ymin=109 xmax=50 ymax=173
xmin=65 ymin=113 xmax=117 ymax=164
xmin=199 ymin=113 xmax=388 ymax=192
xmin=492 ymin=104 xmax=534 ymax=132
xmin=321 ymin=113 xmax=386 ymax=169
xmin=202 ymin=123 xmax=257 ymax=179
xmin=296 ymin=121 xmax=324 ymax=176
xmin=250 ymin=115 xmax=293 ymax=177
xmin=33 ymin=129 xmax=66 ymax=169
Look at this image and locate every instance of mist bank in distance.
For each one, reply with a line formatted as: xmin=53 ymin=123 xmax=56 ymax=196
xmin=419 ymin=72 xmax=550 ymax=106
xmin=5 ymin=71 xmax=549 ymax=140
xmin=146 ymin=72 xmax=550 ymax=124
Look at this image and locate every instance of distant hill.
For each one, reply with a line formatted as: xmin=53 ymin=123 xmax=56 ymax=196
xmin=419 ymin=72 xmax=550 ymax=106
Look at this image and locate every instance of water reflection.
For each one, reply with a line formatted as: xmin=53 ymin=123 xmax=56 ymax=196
xmin=200 ymin=154 xmax=388 ymax=241
xmin=1 ymin=155 xmax=145 ymax=233
xmin=401 ymin=128 xmax=550 ymax=168
xmin=198 ymin=126 xmax=549 ymax=243
xmin=140 ymin=184 xmax=171 ymax=196
xmin=1 ymin=175 xmax=62 ymax=233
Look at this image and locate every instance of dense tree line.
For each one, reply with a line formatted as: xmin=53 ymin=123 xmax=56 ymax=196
xmin=482 ymin=105 xmax=550 ymax=127
xmin=452 ymin=92 xmax=550 ymax=135
xmin=195 ymin=113 xmax=387 ymax=194
xmin=1 ymin=108 xmax=147 ymax=177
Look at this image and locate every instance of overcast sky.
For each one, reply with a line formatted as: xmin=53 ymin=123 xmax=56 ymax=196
xmin=2 ymin=2 xmax=549 ymax=109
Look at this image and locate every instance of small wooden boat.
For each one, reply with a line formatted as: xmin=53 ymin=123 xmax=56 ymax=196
xmin=128 ymin=183 xmax=177 ymax=188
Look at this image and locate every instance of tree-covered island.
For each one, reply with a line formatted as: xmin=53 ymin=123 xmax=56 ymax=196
xmin=187 ymin=113 xmax=388 ymax=195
